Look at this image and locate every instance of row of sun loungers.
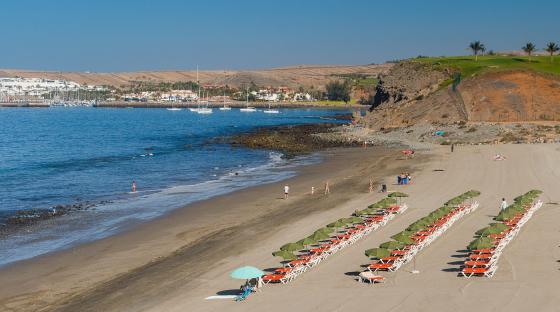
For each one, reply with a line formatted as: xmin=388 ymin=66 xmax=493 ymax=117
xmin=364 ymin=201 xmax=480 ymax=277
xmin=460 ymin=199 xmax=543 ymax=278
xmin=262 ymin=204 xmax=408 ymax=284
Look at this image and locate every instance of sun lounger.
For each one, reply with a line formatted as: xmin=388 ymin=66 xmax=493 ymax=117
xmin=458 ymin=199 xmax=542 ymax=278
xmin=379 ymin=256 xmax=401 ymax=263
xmin=464 ymin=260 xmax=492 ymax=268
xmin=460 ymin=265 xmax=497 ymax=278
xmin=357 ymin=271 xmax=385 ymax=284
xmin=368 ymin=262 xmax=397 ymax=272
xmin=469 ymin=253 xmax=493 ymax=260
xmin=262 ymin=274 xmax=283 ymax=284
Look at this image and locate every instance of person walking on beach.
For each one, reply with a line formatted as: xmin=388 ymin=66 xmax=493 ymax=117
xmin=284 ymin=185 xmax=290 ymax=199
xmin=451 ymin=144 xmax=455 ymax=153
xmin=324 ymin=180 xmax=330 ymax=195
xmin=500 ymin=198 xmax=508 ymax=211
xmin=131 ymin=181 xmax=137 ymax=193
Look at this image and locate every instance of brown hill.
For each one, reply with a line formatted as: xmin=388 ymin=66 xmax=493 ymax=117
xmin=361 ymin=62 xmax=560 ymax=129
xmin=0 ymin=64 xmax=391 ymax=89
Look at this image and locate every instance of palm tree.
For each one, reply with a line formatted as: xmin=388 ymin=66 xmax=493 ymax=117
xmin=469 ymin=41 xmax=485 ymax=61
xmin=522 ymin=42 xmax=536 ymax=62
xmin=545 ymin=42 xmax=559 ymax=62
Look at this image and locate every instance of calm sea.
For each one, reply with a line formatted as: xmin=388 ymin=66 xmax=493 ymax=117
xmin=0 ymin=107 xmax=348 ymax=265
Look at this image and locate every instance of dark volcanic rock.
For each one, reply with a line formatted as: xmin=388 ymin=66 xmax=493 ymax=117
xmin=230 ymin=123 xmax=355 ymax=157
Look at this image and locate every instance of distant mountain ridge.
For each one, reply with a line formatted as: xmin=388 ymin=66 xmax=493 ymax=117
xmin=0 ymin=64 xmax=392 ymax=89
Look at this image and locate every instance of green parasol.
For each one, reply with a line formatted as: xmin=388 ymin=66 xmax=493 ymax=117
xmin=379 ymin=240 xmax=406 ymax=250
xmin=298 ymin=236 xmax=317 ymax=246
xmin=475 ymin=226 xmax=503 ymax=237
xmin=348 ymin=216 xmax=364 ymax=224
xmin=327 ymin=220 xmax=346 ymax=228
xmin=311 ymin=230 xmax=330 ymax=241
xmin=316 ymin=227 xmax=334 ymax=234
xmin=391 ymin=231 xmax=415 ymax=244
xmin=272 ymin=250 xmax=296 ymax=260
xmin=364 ymin=248 xmax=391 ymax=259
xmin=279 ymin=242 xmax=304 ymax=252
xmin=467 ymin=237 xmax=494 ymax=250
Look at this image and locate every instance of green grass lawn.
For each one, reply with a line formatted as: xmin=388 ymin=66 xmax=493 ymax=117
xmin=310 ymin=99 xmax=359 ymax=106
xmin=354 ymin=77 xmax=379 ymax=87
xmin=414 ymin=55 xmax=560 ymax=78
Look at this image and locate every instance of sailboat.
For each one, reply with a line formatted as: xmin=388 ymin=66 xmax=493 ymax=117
xmin=190 ymin=66 xmax=204 ymax=112
xmin=219 ymin=75 xmax=231 ymax=111
xmin=263 ymin=102 xmax=279 ymax=114
xmin=167 ymin=100 xmax=182 ymax=111
xmin=240 ymin=87 xmax=256 ymax=112
xmin=219 ymin=101 xmax=231 ymax=111
xmin=196 ymin=91 xmax=212 ymax=114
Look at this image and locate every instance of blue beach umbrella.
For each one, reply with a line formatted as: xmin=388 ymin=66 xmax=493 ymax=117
xmin=230 ymin=266 xmax=265 ymax=279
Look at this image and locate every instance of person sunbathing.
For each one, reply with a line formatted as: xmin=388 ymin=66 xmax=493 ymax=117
xmin=493 ymin=154 xmax=506 ymax=161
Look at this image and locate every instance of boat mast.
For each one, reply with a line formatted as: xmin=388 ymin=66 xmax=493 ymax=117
xmin=197 ymin=65 xmax=200 ymax=108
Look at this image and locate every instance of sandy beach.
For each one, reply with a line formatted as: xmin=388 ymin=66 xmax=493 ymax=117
xmin=2 ymin=143 xmax=560 ymax=312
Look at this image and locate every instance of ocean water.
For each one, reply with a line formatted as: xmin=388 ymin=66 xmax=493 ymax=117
xmin=0 ymin=107 xmax=348 ymax=265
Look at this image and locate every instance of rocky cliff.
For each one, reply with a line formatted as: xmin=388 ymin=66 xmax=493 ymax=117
xmin=360 ymin=60 xmax=560 ymax=129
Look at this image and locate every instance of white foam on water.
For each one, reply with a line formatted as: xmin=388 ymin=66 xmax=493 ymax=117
xmin=0 ymin=152 xmax=321 ymax=266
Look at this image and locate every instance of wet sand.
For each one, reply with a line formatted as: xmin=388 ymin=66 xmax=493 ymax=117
xmin=0 ymin=146 xmax=418 ymax=312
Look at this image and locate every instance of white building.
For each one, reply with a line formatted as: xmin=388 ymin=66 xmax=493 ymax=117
xmin=0 ymin=77 xmax=106 ymax=98
xmin=160 ymin=89 xmax=198 ymax=102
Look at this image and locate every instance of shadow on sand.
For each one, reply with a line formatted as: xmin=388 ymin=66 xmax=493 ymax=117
xmin=216 ymin=289 xmax=241 ymax=296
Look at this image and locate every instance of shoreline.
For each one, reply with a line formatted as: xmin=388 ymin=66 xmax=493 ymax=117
xmin=0 ymin=101 xmax=367 ymax=109
xmin=0 ymin=112 xmax=351 ymax=262
xmin=0 ymin=146 xmax=421 ymax=311
xmin=3 ymin=143 xmax=560 ymax=312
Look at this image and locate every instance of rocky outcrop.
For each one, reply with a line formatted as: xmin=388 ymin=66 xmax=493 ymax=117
xmin=229 ymin=122 xmax=356 ymax=157
xmin=371 ymin=61 xmax=447 ymax=109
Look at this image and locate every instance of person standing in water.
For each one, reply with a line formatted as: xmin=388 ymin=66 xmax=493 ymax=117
xmin=324 ymin=180 xmax=330 ymax=195
xmin=131 ymin=181 xmax=137 ymax=193
xmin=284 ymin=185 xmax=290 ymax=199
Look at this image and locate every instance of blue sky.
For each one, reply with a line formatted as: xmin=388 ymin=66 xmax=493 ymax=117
xmin=0 ymin=0 xmax=558 ymax=72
